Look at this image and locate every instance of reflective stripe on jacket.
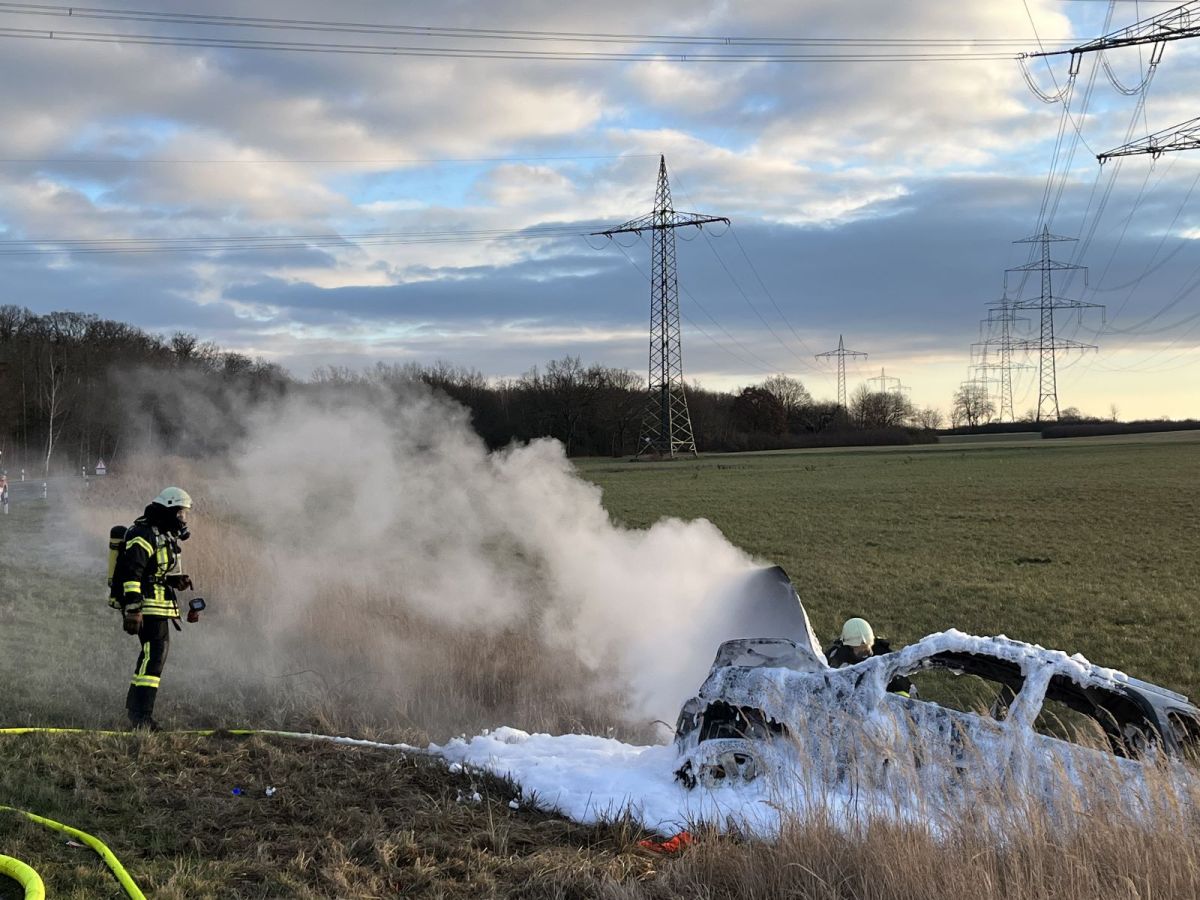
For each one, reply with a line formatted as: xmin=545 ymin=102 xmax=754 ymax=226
xmin=112 ymin=518 xmax=180 ymax=618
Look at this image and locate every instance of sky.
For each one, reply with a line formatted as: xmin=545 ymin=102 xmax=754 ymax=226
xmin=1 ymin=0 xmax=1199 ymax=419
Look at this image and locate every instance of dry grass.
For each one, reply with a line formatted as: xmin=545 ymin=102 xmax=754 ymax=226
xmin=0 ymin=731 xmax=656 ymax=899
xmin=27 ymin=460 xmax=640 ymax=745
xmin=4 ymin=437 xmax=1200 ymax=898
xmin=2 ymin=727 xmax=1199 ymax=899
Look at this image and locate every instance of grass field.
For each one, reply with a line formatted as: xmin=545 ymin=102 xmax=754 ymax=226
xmin=1 ymin=431 xmax=1198 ymax=898
xmin=580 ymin=430 xmax=1200 ymax=699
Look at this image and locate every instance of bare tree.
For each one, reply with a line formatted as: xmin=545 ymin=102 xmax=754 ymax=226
xmin=850 ymin=385 xmax=914 ymax=428
xmin=39 ymin=343 xmax=67 ymax=475
xmin=760 ymin=374 xmax=812 ymax=417
xmin=951 ymin=385 xmax=995 ymax=429
xmin=914 ymin=407 xmax=945 ymax=431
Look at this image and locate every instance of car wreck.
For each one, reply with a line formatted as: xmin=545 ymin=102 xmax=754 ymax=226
xmin=674 ymin=567 xmax=1200 ymax=790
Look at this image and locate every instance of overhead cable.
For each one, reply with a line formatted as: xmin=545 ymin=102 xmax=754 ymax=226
xmin=610 ymin=236 xmax=780 ymax=376
xmin=0 ymin=153 xmax=659 ymax=165
xmin=0 ymin=26 xmax=1027 ymax=61
xmin=728 ymin=224 xmax=823 ymax=364
xmin=0 ymin=224 xmax=606 ymax=255
xmin=0 ymin=3 xmax=1074 ymax=50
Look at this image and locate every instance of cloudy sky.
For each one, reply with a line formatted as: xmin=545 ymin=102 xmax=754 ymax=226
xmin=2 ymin=0 xmax=1198 ymax=418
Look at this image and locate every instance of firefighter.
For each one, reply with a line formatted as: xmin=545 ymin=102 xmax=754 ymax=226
xmin=112 ymin=486 xmax=199 ymax=730
xmin=827 ymin=617 xmax=913 ymax=696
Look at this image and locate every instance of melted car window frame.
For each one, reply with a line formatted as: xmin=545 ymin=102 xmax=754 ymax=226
xmin=1037 ymin=674 xmax=1161 ymax=759
xmin=893 ymin=651 xmax=1027 ymax=720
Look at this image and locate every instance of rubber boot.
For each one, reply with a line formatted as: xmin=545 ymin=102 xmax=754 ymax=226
xmin=126 ymin=685 xmax=160 ymax=731
xmin=125 ymin=683 xmax=140 ymax=725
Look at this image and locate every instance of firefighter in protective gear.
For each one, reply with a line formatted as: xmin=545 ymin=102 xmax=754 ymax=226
xmin=826 ymin=617 xmax=913 ymax=696
xmin=111 ymin=486 xmax=198 ymax=730
xmin=827 ymin=617 xmax=876 ymax=665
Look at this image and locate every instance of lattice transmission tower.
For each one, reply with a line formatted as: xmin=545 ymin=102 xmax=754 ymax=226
xmin=815 ymin=335 xmax=867 ymax=410
xmin=1027 ymin=0 xmax=1200 ymax=164
xmin=593 ymin=156 xmax=728 ymax=458
xmin=867 ymin=367 xmax=908 ymax=396
xmin=1006 ymin=227 xmax=1104 ymax=422
xmin=970 ymin=294 xmax=1030 ymax=423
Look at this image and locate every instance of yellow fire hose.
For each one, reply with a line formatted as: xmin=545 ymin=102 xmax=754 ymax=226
xmin=0 ymin=806 xmax=145 ymax=900
xmin=0 ymin=726 xmax=418 ymax=897
xmin=0 ymin=854 xmax=44 ymax=899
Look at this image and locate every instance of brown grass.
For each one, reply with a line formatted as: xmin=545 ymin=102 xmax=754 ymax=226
xmin=2 ymin=727 xmax=1199 ymax=899
xmin=60 ymin=459 xmax=641 ymax=745
xmin=4 ymin=442 xmax=1200 ymax=898
xmin=0 ymin=731 xmax=655 ymax=899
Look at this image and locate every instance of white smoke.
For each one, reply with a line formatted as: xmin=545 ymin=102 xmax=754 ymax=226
xmin=210 ymin=383 xmax=758 ymax=723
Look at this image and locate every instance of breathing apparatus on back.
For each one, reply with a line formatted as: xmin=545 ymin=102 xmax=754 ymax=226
xmin=106 ymin=487 xmax=203 ymax=619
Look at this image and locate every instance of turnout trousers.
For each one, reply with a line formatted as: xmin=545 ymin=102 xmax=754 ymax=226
xmin=126 ymin=615 xmax=171 ymax=725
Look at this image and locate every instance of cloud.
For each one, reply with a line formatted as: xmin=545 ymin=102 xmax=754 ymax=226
xmin=0 ymin=0 xmax=1195 ymax=417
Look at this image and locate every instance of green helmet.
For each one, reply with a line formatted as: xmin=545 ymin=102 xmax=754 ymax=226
xmin=153 ymin=486 xmax=192 ymax=509
xmin=841 ymin=617 xmax=875 ymax=648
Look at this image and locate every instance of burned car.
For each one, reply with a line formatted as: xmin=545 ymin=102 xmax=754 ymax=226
xmin=674 ymin=567 xmax=1200 ymax=789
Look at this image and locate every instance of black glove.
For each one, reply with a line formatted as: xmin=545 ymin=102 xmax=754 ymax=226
xmin=167 ymin=574 xmax=194 ymax=591
xmin=123 ymin=609 xmax=143 ymax=635
xmin=186 ymin=609 xmax=200 ymax=624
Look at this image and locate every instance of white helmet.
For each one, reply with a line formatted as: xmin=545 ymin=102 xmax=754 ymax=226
xmin=153 ymin=486 xmax=193 ymax=509
xmin=841 ymin=617 xmax=875 ymax=648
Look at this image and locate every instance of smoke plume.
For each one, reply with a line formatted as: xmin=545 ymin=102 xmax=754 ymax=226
xmin=85 ymin=378 xmax=765 ymax=739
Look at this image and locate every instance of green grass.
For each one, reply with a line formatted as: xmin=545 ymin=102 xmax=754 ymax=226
xmin=577 ymin=432 xmax=1200 ymax=699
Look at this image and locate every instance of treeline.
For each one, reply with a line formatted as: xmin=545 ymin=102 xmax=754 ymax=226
xmin=0 ymin=307 xmax=935 ymax=473
xmin=312 ymin=362 xmax=936 ymax=457
xmin=0 ymin=307 xmax=288 ymax=474
xmin=940 ymin=418 xmax=1200 ymax=438
xmin=1041 ymin=419 xmax=1200 ymax=439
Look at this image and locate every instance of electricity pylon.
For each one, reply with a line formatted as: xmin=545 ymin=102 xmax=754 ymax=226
xmin=867 ymin=367 xmax=908 ymax=396
xmin=592 ymin=156 xmax=728 ymax=458
xmin=971 ymin=294 xmax=1030 ymax=423
xmin=1025 ymin=0 xmax=1185 ymax=73
xmin=1006 ymin=227 xmax=1103 ymax=422
xmin=1099 ymin=115 xmax=1200 ymax=161
xmin=1025 ymin=0 xmax=1197 ymax=162
xmin=815 ymin=335 xmax=867 ymax=410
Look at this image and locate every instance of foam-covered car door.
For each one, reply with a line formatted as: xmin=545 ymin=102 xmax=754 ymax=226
xmin=878 ymin=661 xmax=1024 ymax=790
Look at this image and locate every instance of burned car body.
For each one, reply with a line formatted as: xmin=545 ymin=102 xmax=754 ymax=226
xmin=674 ymin=567 xmax=1200 ymax=789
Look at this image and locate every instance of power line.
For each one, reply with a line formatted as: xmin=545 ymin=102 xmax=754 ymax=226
xmin=690 ymin=221 xmax=820 ymax=373
xmin=727 ymin=224 xmax=823 ymax=365
xmin=0 ymin=27 xmax=1030 ymax=61
xmin=0 ymin=3 xmax=1076 ymax=49
xmin=0 ymin=223 xmax=609 ymax=255
xmin=668 ymin=171 xmax=821 ymax=373
xmin=0 ymin=153 xmax=659 ymax=165
xmin=610 ymin=237 xmax=777 ymax=377
xmin=1009 ymin=0 xmax=1167 ymax=397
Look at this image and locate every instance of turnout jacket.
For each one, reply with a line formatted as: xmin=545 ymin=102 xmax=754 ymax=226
xmin=112 ymin=510 xmax=182 ymax=618
xmin=826 ymin=638 xmax=913 ymax=696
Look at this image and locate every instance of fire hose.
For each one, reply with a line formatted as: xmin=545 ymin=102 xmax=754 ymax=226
xmin=0 ymin=806 xmax=144 ymax=900
xmin=0 ymin=854 xmax=43 ymax=899
xmin=0 ymin=727 xmax=420 ymax=898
